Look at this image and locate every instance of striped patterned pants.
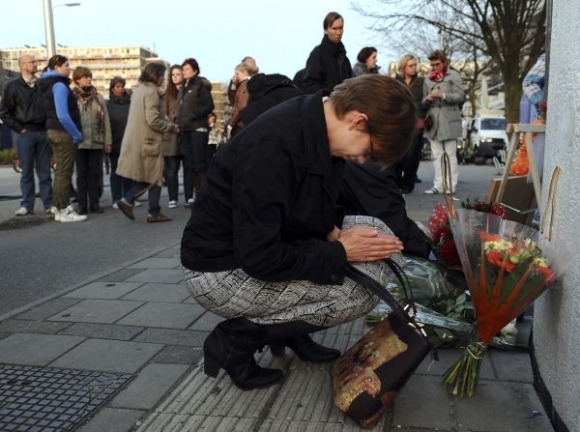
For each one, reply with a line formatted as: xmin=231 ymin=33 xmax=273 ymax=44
xmin=184 ymin=216 xmax=404 ymax=327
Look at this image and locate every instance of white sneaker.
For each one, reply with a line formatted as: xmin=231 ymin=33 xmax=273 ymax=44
xmin=56 ymin=205 xmax=87 ymax=223
xmin=46 ymin=206 xmax=57 ymax=215
xmin=424 ymin=188 xmax=439 ymax=195
xmin=133 ymin=200 xmax=143 ymax=207
xmin=168 ymin=200 xmax=178 ymax=209
xmin=112 ymin=202 xmax=119 ymax=209
xmin=15 ymin=207 xmax=33 ymax=216
xmin=185 ymin=198 xmax=195 ymax=208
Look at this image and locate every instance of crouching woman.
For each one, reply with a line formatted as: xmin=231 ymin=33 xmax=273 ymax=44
xmin=181 ymin=75 xmax=417 ymax=390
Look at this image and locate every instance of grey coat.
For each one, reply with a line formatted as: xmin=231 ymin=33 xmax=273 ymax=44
xmin=422 ymin=68 xmax=464 ymax=141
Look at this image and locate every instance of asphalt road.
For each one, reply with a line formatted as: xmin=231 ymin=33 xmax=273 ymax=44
xmin=0 ymin=165 xmax=190 ymax=317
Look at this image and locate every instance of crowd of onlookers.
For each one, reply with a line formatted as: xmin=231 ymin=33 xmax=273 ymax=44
xmin=0 ymin=9 xmax=468 ymax=227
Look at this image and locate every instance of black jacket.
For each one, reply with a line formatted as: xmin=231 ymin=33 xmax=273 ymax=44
xmin=181 ymin=94 xmax=347 ymax=284
xmin=303 ymin=35 xmax=352 ymax=94
xmin=0 ymin=77 xmax=46 ymax=132
xmin=337 ymin=161 xmax=431 ymax=258
xmin=106 ymin=92 xmax=131 ymax=153
xmin=176 ymin=76 xmax=214 ymax=131
xmin=395 ymin=74 xmax=426 ymax=117
xmin=236 ymin=77 xmax=429 ymax=258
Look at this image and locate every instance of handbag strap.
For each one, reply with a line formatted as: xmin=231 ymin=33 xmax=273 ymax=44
xmin=345 ymin=260 xmax=416 ymax=325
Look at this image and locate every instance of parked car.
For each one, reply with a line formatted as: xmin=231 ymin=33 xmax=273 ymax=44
xmin=461 ymin=116 xmax=509 ymax=164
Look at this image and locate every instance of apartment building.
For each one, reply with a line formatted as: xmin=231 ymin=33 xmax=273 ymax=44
xmin=1 ymin=45 xmax=227 ymax=134
xmin=0 ymin=45 xmax=165 ymax=96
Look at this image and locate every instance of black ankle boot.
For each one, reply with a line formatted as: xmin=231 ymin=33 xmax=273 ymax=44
xmin=262 ymin=320 xmax=341 ymax=363
xmin=203 ymin=319 xmax=284 ymax=390
xmin=270 ymin=334 xmax=341 ymax=362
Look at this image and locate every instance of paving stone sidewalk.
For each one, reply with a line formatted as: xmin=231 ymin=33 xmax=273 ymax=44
xmin=0 ymin=162 xmax=554 ymax=431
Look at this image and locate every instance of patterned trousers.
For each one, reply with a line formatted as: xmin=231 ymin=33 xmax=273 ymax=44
xmin=184 ymin=216 xmax=405 ymax=327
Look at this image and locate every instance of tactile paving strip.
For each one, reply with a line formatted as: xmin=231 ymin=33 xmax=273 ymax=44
xmin=0 ymin=365 xmax=133 ymax=432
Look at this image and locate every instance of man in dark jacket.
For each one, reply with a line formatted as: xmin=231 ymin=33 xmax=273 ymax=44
xmin=302 ymin=12 xmax=353 ymax=94
xmin=0 ymin=54 xmax=54 ymax=216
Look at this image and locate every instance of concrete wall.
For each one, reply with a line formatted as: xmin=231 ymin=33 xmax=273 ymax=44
xmin=533 ymin=0 xmax=580 ymax=429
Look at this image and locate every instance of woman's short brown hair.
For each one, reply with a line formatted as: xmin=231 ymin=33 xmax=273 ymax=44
xmin=72 ymin=66 xmax=92 ymax=83
xmin=357 ymin=47 xmax=377 ymax=63
xmin=330 ymin=75 xmax=417 ymax=166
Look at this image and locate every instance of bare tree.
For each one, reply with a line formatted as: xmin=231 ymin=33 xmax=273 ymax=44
xmin=353 ymin=0 xmax=546 ymax=123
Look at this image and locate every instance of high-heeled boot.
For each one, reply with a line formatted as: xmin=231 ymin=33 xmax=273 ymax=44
xmin=203 ymin=318 xmax=284 ymax=390
xmin=265 ymin=321 xmax=341 ymax=363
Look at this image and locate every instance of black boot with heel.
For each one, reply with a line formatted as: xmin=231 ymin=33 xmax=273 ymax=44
xmin=265 ymin=321 xmax=341 ymax=363
xmin=203 ymin=318 xmax=284 ymax=390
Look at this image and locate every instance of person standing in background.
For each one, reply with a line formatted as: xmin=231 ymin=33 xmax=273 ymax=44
xmin=0 ymin=54 xmax=55 ymax=216
xmin=176 ymin=58 xmax=214 ymax=208
xmin=302 ymin=11 xmax=352 ymax=94
xmin=71 ymin=66 xmax=112 ymax=214
xmin=227 ymin=63 xmax=257 ymax=139
xmin=38 ymin=54 xmax=86 ymax=222
xmin=352 ymin=47 xmax=380 ymax=77
xmin=106 ymin=76 xmax=134 ymax=209
xmin=116 ymin=62 xmax=178 ymax=223
xmin=227 ymin=56 xmax=258 ymax=106
xmin=394 ymin=54 xmax=426 ymax=194
xmin=162 ymin=65 xmax=185 ymax=210
xmin=422 ymin=50 xmax=464 ymax=195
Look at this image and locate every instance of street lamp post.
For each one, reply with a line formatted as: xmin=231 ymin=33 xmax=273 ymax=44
xmin=42 ymin=0 xmax=81 ymax=58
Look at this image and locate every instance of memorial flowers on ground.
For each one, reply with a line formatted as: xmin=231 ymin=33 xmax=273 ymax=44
xmin=441 ymin=208 xmax=559 ymax=397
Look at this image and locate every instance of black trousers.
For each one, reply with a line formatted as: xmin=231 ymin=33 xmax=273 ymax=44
xmin=394 ymin=130 xmax=424 ymax=190
xmin=182 ymin=130 xmax=208 ymax=200
xmin=76 ymin=149 xmax=103 ymax=209
xmin=164 ymin=155 xmax=183 ymax=202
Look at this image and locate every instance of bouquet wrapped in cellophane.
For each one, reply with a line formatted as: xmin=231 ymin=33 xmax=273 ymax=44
xmin=442 ymin=207 xmax=561 ymax=397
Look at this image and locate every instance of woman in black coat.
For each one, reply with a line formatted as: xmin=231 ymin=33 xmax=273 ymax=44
xmin=181 ymin=75 xmax=417 ymax=390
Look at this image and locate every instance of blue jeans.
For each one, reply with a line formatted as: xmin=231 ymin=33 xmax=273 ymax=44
xmin=123 ymin=182 xmax=161 ymax=215
xmin=109 ymin=152 xmax=135 ymax=203
xmin=16 ymin=130 xmax=53 ymax=210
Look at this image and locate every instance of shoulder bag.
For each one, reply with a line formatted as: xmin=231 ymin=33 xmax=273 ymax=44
xmin=331 ymin=259 xmax=432 ymax=429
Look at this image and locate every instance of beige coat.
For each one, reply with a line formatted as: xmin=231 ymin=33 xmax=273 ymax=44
xmin=117 ymin=82 xmax=174 ymax=186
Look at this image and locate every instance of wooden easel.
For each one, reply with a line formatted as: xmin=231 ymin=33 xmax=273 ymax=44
xmin=495 ymin=123 xmax=545 ymax=208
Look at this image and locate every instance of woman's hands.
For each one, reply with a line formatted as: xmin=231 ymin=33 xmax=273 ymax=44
xmin=333 ymin=226 xmax=403 ymax=262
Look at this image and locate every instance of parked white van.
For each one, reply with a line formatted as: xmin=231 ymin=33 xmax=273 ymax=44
xmin=463 ymin=116 xmax=509 ymax=163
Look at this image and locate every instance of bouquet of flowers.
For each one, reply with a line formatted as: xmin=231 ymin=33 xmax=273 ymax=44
xmin=441 ymin=208 xmax=559 ymax=397
xmin=429 ymin=200 xmax=505 ymax=270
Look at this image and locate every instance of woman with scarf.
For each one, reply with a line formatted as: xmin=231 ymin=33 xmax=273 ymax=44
xmin=72 ymin=66 xmax=112 ymax=214
xmin=422 ymin=50 xmax=464 ymax=195
xmin=302 ymin=11 xmax=352 ymax=94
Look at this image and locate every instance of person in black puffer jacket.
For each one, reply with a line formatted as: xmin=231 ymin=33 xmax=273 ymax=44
xmin=176 ymin=58 xmax=214 ymax=208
